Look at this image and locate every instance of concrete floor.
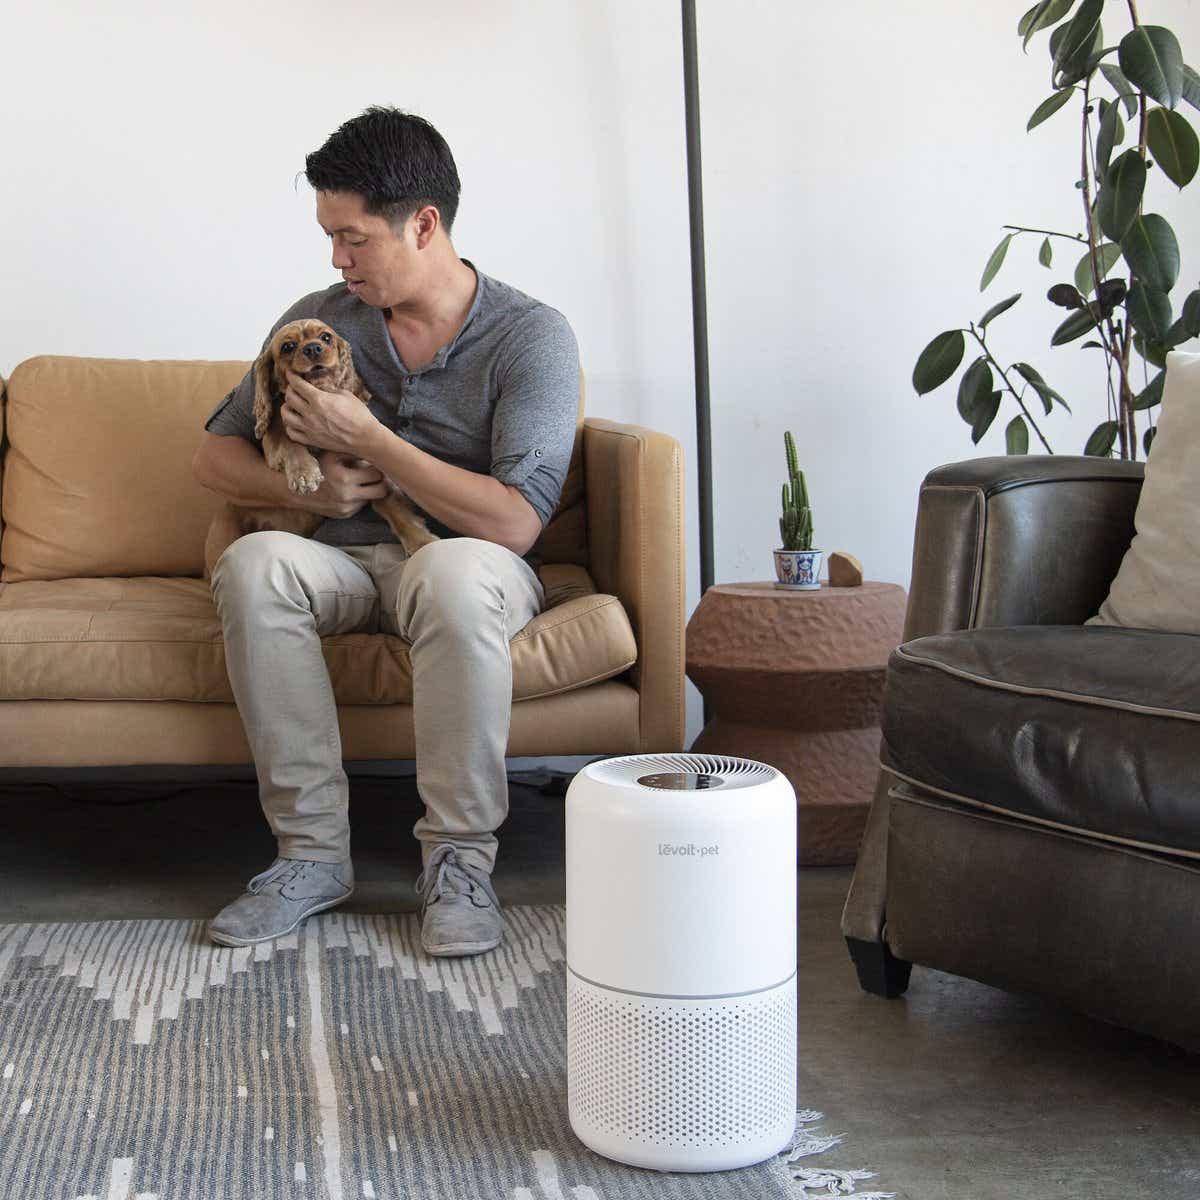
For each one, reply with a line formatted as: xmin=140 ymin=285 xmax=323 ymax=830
xmin=2 ymin=770 xmax=1198 ymax=1199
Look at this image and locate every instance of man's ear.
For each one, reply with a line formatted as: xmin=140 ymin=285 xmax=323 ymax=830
xmin=252 ymin=350 xmax=276 ymax=440
xmin=334 ymin=332 xmax=372 ymax=404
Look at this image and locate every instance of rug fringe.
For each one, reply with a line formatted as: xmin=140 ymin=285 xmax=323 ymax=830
xmin=782 ymin=1111 xmax=895 ymax=1198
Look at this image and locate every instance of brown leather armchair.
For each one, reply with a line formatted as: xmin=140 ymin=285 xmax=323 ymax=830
xmin=842 ymin=455 xmax=1200 ymax=1051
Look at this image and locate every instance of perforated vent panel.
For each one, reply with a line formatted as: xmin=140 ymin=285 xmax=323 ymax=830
xmin=567 ymin=975 xmax=795 ymax=1150
xmin=589 ymin=754 xmax=777 ymax=791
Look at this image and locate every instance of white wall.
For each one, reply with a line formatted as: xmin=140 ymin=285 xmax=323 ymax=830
xmin=4 ymin=0 xmax=1197 ymax=748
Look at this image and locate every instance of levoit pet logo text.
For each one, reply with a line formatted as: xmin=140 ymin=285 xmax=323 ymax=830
xmin=657 ymin=842 xmax=720 ymax=857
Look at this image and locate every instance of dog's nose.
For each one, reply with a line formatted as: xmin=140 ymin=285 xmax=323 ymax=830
xmin=302 ymin=341 xmax=325 ymax=361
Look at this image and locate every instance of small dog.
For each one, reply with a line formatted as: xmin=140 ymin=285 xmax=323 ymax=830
xmin=203 ymin=318 xmax=437 ymax=577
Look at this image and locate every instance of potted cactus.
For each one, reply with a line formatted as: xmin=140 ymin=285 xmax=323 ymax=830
xmin=774 ymin=431 xmax=823 ymax=590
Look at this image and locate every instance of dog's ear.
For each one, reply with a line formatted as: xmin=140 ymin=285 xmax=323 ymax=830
xmin=333 ymin=330 xmax=372 ymax=404
xmin=252 ymin=348 xmax=276 ymax=440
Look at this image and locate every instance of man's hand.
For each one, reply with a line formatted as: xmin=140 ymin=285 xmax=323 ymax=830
xmin=301 ymin=450 xmax=390 ymax=520
xmin=282 ymin=370 xmax=383 ymax=457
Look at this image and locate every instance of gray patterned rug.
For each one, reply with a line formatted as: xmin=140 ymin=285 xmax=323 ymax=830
xmin=0 ymin=907 xmax=892 ymax=1199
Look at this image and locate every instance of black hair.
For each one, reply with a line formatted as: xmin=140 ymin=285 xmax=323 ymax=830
xmin=305 ymin=106 xmax=461 ymax=233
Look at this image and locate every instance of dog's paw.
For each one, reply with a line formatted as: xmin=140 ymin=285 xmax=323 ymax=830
xmin=288 ymin=464 xmax=324 ymax=495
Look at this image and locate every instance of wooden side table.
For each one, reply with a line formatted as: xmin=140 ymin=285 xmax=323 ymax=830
xmin=685 ymin=581 xmax=907 ymax=865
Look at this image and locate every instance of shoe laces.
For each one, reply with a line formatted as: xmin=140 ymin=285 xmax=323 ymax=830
xmin=248 ymin=858 xmax=315 ymax=895
xmin=416 ymin=846 xmax=494 ymax=909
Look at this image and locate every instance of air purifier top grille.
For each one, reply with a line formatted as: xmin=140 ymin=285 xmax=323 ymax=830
xmin=588 ymin=753 xmax=778 ymax=792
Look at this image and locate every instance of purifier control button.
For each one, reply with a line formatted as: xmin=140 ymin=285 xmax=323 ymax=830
xmin=636 ymin=772 xmax=721 ymax=790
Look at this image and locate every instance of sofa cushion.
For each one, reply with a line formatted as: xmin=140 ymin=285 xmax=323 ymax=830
xmin=882 ymin=625 xmax=1200 ymax=857
xmin=1090 ymin=350 xmax=1200 ymax=636
xmin=0 ymin=565 xmax=636 ymax=705
xmin=1 ymin=356 xmax=246 ymax=582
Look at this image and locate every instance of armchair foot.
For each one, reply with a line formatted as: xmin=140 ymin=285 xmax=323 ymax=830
xmin=846 ymin=935 xmax=912 ymax=998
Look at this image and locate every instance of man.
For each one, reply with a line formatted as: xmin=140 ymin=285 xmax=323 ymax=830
xmin=192 ymin=107 xmax=580 ymax=957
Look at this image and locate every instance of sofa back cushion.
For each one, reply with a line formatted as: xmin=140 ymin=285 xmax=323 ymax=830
xmin=1 ymin=355 xmax=589 ymax=582
xmin=2 ymin=356 xmax=247 ymax=582
xmin=1090 ymin=350 xmax=1200 ymax=635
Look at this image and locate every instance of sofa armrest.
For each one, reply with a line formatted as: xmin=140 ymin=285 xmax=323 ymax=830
xmin=583 ymin=418 xmax=685 ymax=752
xmin=0 ymin=372 xmax=6 ymax=552
xmin=905 ymin=455 xmax=1144 ymax=640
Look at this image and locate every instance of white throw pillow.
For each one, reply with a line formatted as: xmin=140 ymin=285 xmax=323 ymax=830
xmin=1090 ymin=350 xmax=1200 ymax=634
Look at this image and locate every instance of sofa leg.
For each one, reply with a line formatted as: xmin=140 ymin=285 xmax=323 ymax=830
xmin=845 ymin=936 xmax=912 ymax=998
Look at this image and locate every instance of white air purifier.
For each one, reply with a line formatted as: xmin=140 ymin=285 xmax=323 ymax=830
xmin=565 ymin=753 xmax=797 ymax=1173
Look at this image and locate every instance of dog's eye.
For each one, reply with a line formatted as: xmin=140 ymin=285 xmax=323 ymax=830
xmin=280 ymin=341 xmax=296 ymax=353
xmin=320 ymin=332 xmax=333 ymax=344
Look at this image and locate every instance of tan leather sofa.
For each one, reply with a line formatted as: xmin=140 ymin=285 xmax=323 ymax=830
xmin=0 ymin=356 xmax=685 ymax=769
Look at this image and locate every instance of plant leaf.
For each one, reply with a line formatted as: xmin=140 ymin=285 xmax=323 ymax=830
xmin=1127 ymin=280 xmax=1173 ymax=342
xmin=1085 ymin=420 xmax=1119 ymax=456
xmin=1052 ymin=0 xmax=1104 ymax=85
xmin=913 ymin=330 xmax=966 ymax=395
xmin=1100 ymin=61 xmax=1140 ymax=117
xmin=1052 ymin=308 xmax=1101 ymax=345
xmin=1146 ymin=106 xmax=1199 ymax=187
xmin=1039 ymin=237 xmax=1054 ymax=267
xmin=1135 ymin=332 xmax=1169 ymax=369
xmin=1121 ymin=214 xmax=1180 ymax=293
xmin=1095 ymin=277 xmax=1128 ymax=316
xmin=1020 ymin=0 xmax=1075 ymax=48
xmin=972 ymin=392 xmax=1003 ymax=444
xmin=957 ymin=357 xmax=993 ymax=425
xmin=1028 ymin=89 xmax=1076 ymax=130
xmin=1013 ymin=361 xmax=1070 ymax=413
xmin=1047 ymin=282 xmax=1085 ymax=309
xmin=1184 ymin=64 xmax=1200 ymax=113
xmin=1074 ymin=241 xmax=1123 ymax=295
xmin=980 ymin=293 xmax=1022 ymax=328
xmin=980 ymin=233 xmax=1014 ymax=291
xmin=1119 ymin=25 xmax=1184 ymax=110
xmin=1144 ymin=425 xmax=1157 ymax=454
xmin=1182 ymin=288 xmax=1200 ymax=337
xmin=1005 ymin=415 xmax=1030 ymax=454
xmin=1164 ymin=317 xmax=1195 ymax=348
xmin=1132 ymin=371 xmax=1166 ymax=410
xmin=1095 ymin=97 xmax=1125 ymax=176
xmin=1096 ymin=149 xmax=1146 ymax=242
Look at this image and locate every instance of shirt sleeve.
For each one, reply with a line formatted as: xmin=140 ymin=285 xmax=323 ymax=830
xmin=490 ymin=307 xmax=582 ymax=529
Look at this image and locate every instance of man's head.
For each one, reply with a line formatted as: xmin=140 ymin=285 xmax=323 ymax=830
xmin=305 ymin=107 xmax=461 ymax=234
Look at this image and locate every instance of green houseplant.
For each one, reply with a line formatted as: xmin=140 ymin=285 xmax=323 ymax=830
xmin=773 ymin=431 xmax=822 ymax=589
xmin=913 ymin=1 xmax=1200 ymax=459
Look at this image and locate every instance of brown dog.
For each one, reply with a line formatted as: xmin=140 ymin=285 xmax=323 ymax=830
xmin=203 ymin=318 xmax=437 ymax=577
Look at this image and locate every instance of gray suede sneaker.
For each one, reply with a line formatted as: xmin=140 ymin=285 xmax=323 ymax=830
xmin=207 ymin=858 xmax=354 ymax=947
xmin=416 ymin=845 xmax=503 ymax=957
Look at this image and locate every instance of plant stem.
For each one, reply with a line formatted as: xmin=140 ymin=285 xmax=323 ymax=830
xmin=968 ymin=325 xmax=1054 ymax=454
xmin=1001 ymin=225 xmax=1087 ymax=243
xmin=1084 ymin=76 xmax=1137 ymax=458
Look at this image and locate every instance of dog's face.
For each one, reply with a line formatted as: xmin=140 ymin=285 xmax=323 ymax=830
xmin=252 ymin=319 xmax=365 ymax=439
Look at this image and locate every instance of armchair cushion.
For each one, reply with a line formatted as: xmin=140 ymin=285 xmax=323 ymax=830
xmin=1091 ymin=350 xmax=1200 ymax=635
xmin=882 ymin=624 xmax=1200 ymax=857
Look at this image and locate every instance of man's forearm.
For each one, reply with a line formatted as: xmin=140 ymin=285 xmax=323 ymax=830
xmin=360 ymin=425 xmax=540 ymax=555
xmin=192 ymin=434 xmax=306 ymax=509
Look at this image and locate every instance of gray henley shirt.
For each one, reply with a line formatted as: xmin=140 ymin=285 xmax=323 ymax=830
xmin=204 ymin=262 xmax=580 ymax=567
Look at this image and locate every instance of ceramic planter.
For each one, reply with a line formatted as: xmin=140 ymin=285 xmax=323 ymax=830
xmin=773 ymin=548 xmax=824 ymax=590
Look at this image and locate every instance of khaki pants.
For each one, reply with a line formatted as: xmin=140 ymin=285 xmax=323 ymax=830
xmin=210 ymin=532 xmax=545 ymax=875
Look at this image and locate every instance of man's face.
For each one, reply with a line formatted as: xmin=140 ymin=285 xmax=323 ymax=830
xmin=315 ymin=190 xmax=417 ymax=309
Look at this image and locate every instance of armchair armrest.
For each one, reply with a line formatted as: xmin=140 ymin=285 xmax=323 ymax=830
xmin=842 ymin=453 xmax=1144 ymax=956
xmin=583 ymin=418 xmax=685 ymax=752
xmin=905 ymin=455 xmax=1144 ymax=639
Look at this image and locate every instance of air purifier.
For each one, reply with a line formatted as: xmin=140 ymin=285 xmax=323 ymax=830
xmin=565 ymin=753 xmax=797 ymax=1173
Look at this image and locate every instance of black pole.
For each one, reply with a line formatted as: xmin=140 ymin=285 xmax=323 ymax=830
xmin=681 ymin=0 xmax=714 ymax=602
